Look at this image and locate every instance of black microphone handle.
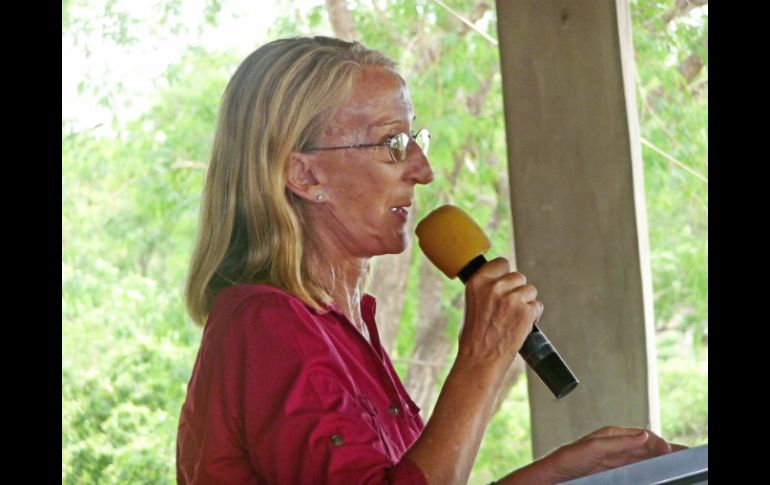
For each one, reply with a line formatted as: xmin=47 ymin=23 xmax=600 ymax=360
xmin=457 ymin=255 xmax=579 ymax=399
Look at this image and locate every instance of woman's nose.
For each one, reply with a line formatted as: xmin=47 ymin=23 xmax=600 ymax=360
xmin=406 ymin=145 xmax=434 ymax=185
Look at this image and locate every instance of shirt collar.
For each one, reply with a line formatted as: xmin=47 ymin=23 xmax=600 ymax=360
xmin=305 ymin=293 xmax=378 ymax=322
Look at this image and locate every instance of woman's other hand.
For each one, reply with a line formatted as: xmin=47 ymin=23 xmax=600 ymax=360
xmin=499 ymin=425 xmax=688 ymax=484
xmin=542 ymin=426 xmax=687 ymax=481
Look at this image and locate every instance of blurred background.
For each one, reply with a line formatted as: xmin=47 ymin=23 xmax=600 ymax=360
xmin=61 ymin=0 xmax=707 ymax=483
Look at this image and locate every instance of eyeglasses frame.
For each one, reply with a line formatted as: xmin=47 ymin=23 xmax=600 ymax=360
xmin=303 ymin=129 xmax=430 ymax=163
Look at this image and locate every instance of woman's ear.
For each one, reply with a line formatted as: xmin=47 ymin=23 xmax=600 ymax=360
xmin=285 ymin=151 xmax=323 ymax=202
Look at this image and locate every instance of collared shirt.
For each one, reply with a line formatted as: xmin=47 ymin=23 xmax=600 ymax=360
xmin=177 ymin=284 xmax=427 ymax=484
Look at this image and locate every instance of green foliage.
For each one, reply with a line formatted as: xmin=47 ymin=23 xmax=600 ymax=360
xmin=62 ymin=45 xmax=236 ymax=482
xmin=631 ymin=1 xmax=708 ymax=345
xmin=658 ymin=355 xmax=708 ymax=447
xmin=655 ymin=328 xmax=708 ymax=447
xmin=62 ymin=337 xmax=191 ymax=484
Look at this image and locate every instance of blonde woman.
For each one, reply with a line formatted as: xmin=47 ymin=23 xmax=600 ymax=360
xmin=177 ymin=36 xmax=682 ymax=484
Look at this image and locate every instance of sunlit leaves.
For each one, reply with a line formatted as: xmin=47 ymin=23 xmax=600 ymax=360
xmin=632 ymin=1 xmax=707 ymax=344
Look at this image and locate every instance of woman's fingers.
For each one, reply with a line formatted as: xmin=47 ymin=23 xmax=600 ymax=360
xmin=640 ymin=429 xmax=674 ymax=454
xmin=470 ymin=259 xmax=537 ymax=306
xmin=580 ymin=427 xmax=679 ymax=466
xmin=529 ymin=298 xmax=545 ymax=324
xmin=471 ymin=256 xmax=515 ymax=279
xmin=459 ymin=258 xmax=543 ymax=366
xmin=581 ymin=425 xmax=646 ymax=440
xmin=543 ymin=426 xmax=686 ymax=483
xmin=581 ymin=429 xmax=650 ymax=456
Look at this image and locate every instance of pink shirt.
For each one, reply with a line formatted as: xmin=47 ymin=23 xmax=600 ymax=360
xmin=177 ymin=284 xmax=427 ymax=484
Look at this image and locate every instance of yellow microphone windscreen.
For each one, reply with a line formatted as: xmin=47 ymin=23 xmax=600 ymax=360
xmin=415 ymin=205 xmax=491 ymax=279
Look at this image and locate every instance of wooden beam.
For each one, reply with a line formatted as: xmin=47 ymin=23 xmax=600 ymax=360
xmin=494 ymin=0 xmax=660 ymax=458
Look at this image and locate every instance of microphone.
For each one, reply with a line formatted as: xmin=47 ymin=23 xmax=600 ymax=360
xmin=415 ymin=205 xmax=579 ymax=399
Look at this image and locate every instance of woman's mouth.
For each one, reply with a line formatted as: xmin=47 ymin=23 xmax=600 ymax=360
xmin=389 ymin=206 xmax=409 ymax=219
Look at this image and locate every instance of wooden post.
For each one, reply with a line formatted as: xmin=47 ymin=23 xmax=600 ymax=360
xmin=494 ymin=0 xmax=660 ymax=457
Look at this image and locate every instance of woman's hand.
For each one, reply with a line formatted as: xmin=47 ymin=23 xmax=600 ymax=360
xmin=499 ymin=426 xmax=688 ymax=484
xmin=541 ymin=426 xmax=687 ymax=481
xmin=456 ymin=257 xmax=543 ymax=373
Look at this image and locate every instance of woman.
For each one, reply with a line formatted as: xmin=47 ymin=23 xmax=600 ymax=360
xmin=177 ymin=36 xmax=681 ymax=484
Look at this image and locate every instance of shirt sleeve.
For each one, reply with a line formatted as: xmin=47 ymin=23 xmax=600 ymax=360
xmin=184 ymin=292 xmax=427 ymax=485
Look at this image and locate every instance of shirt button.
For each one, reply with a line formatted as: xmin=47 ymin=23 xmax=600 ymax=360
xmin=330 ymin=434 xmax=344 ymax=446
xmin=388 ymin=404 xmax=400 ymax=416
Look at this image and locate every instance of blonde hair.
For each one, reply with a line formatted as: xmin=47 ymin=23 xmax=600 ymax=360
xmin=185 ymin=36 xmax=396 ymax=326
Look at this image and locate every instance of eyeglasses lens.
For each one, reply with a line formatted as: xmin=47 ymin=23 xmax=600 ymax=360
xmin=389 ymin=131 xmax=431 ymax=162
xmin=415 ymin=130 xmax=430 ymax=156
xmin=388 ymin=133 xmax=407 ymax=162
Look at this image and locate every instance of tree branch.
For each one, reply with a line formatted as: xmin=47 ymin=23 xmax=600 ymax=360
xmin=172 ymin=160 xmax=207 ymax=170
xmin=641 ymin=138 xmax=708 ymax=184
xmin=678 ymin=53 xmax=704 ymax=83
xmin=429 ymin=0 xmax=497 ymax=45
xmin=644 ymin=0 xmax=707 ymax=32
xmin=662 ymin=0 xmax=708 ymax=25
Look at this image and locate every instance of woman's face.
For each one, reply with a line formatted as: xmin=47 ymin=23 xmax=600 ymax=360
xmin=305 ymin=65 xmax=434 ymax=259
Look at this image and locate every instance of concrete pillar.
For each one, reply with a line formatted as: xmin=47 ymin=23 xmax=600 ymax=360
xmin=494 ymin=0 xmax=660 ymax=458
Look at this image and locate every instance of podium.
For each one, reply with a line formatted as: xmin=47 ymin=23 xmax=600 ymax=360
xmin=560 ymin=443 xmax=708 ymax=484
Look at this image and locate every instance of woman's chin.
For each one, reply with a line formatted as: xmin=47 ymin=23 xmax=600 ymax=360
xmin=371 ymin=234 xmax=410 ymax=257
xmin=386 ymin=233 xmax=411 ymax=255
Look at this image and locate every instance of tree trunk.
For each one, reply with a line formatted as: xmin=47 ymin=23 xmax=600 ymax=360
xmin=403 ymin=258 xmax=454 ymax=416
xmin=325 ymin=0 xmax=358 ymax=41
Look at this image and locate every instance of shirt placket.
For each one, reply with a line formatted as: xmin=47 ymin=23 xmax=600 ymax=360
xmin=329 ymin=307 xmax=407 ymax=440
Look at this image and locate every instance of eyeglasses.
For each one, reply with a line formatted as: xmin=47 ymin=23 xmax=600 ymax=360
xmin=304 ymin=129 xmax=430 ymax=163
